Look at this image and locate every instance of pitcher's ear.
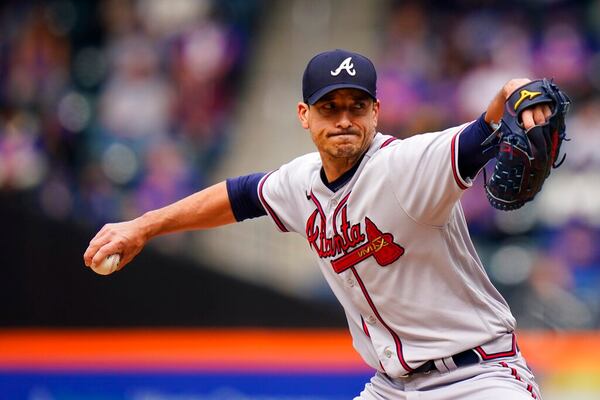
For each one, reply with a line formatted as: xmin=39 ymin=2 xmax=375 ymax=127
xmin=297 ymin=102 xmax=310 ymax=129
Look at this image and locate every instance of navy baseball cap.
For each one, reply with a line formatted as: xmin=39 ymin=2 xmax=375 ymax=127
xmin=302 ymin=49 xmax=377 ymax=105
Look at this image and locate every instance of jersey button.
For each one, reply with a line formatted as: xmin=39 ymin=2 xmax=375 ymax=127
xmin=366 ymin=315 xmax=376 ymax=325
xmin=384 ymin=347 xmax=393 ymax=358
xmin=331 ymin=199 xmax=338 ymax=207
xmin=346 ymin=278 xmax=355 ymax=287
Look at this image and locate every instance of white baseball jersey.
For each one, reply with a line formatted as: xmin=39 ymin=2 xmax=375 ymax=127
xmin=257 ymin=123 xmax=516 ymax=378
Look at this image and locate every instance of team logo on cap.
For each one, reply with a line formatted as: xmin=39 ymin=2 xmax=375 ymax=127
xmin=331 ymin=57 xmax=356 ymax=76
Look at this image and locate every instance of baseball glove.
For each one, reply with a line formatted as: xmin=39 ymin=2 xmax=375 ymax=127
xmin=483 ymin=79 xmax=571 ymax=210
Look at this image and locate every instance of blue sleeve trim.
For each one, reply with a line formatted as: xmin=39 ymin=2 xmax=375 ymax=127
xmin=457 ymin=114 xmax=496 ymax=180
xmin=226 ymin=173 xmax=267 ymax=222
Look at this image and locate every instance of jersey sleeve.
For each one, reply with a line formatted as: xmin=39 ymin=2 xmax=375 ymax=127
xmin=226 ymin=173 xmax=267 ymax=221
xmin=384 ymin=121 xmax=475 ymax=226
xmin=257 ymin=154 xmax=318 ymax=234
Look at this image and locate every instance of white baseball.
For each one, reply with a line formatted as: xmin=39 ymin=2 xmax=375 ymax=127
xmin=91 ymin=254 xmax=121 ymax=275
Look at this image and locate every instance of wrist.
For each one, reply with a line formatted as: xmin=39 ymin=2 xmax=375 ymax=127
xmin=136 ymin=211 xmax=160 ymax=241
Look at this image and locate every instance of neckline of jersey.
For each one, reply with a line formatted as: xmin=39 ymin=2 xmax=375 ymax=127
xmin=319 ymin=151 xmax=367 ymax=192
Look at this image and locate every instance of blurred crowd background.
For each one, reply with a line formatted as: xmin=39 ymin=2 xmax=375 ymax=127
xmin=0 ymin=0 xmax=260 ymax=223
xmin=1 ymin=0 xmax=600 ymax=330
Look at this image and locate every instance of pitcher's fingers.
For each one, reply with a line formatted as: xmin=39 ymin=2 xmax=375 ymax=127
xmin=91 ymin=242 xmax=123 ymax=268
xmin=85 ymin=224 xmax=119 ymax=258
xmin=543 ymin=104 xmax=552 ymax=119
xmin=84 ymin=235 xmax=112 ymax=266
xmin=533 ymin=107 xmax=547 ymax=125
xmin=521 ymin=110 xmax=535 ymax=130
xmin=88 ymin=231 xmax=111 ymax=249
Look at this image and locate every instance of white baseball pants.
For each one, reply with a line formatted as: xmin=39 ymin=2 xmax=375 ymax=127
xmin=355 ymin=353 xmax=541 ymax=400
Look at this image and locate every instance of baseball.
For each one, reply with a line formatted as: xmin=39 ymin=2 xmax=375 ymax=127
xmin=91 ymin=254 xmax=120 ymax=275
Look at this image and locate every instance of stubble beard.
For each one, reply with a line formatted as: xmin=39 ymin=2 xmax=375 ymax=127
xmin=332 ymin=130 xmax=374 ymax=159
xmin=332 ymin=144 xmax=362 ymax=159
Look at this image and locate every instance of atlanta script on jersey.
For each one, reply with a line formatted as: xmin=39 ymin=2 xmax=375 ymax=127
xmin=257 ymin=125 xmax=516 ymax=378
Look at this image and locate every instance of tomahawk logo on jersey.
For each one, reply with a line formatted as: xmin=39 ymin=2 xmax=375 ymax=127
xmin=305 ymin=202 xmax=405 ymax=273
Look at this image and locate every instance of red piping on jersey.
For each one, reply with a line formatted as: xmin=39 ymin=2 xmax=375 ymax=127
xmin=351 ymin=267 xmax=413 ymax=373
xmin=450 ymin=124 xmax=471 ymax=190
xmin=360 ymin=315 xmax=371 ymax=338
xmin=258 ymin=171 xmax=289 ymax=232
xmin=308 ymin=190 xmax=326 ymax=251
xmin=331 ymin=192 xmax=352 ymax=235
xmin=310 ymin=190 xmax=327 ymax=231
xmin=379 ymin=137 xmax=397 ymax=149
xmin=474 ymin=332 xmax=517 ymax=360
xmin=500 ymin=361 xmax=538 ymax=399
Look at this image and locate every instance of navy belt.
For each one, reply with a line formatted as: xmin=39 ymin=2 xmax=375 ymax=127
xmin=410 ymin=349 xmax=480 ymax=375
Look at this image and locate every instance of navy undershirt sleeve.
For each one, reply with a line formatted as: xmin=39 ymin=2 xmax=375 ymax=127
xmin=226 ymin=173 xmax=267 ymax=222
xmin=457 ymin=114 xmax=497 ymax=180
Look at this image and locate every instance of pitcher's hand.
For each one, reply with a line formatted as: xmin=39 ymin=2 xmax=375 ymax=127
xmin=83 ymin=219 xmax=149 ymax=271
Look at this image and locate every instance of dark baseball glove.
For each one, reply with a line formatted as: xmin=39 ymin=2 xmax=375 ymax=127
xmin=482 ymin=79 xmax=571 ymax=210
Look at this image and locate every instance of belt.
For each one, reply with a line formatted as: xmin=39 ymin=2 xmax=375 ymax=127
xmin=409 ymin=348 xmax=480 ymax=375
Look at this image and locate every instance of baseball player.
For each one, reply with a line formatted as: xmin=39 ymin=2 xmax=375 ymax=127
xmin=84 ymin=49 xmax=562 ymax=399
